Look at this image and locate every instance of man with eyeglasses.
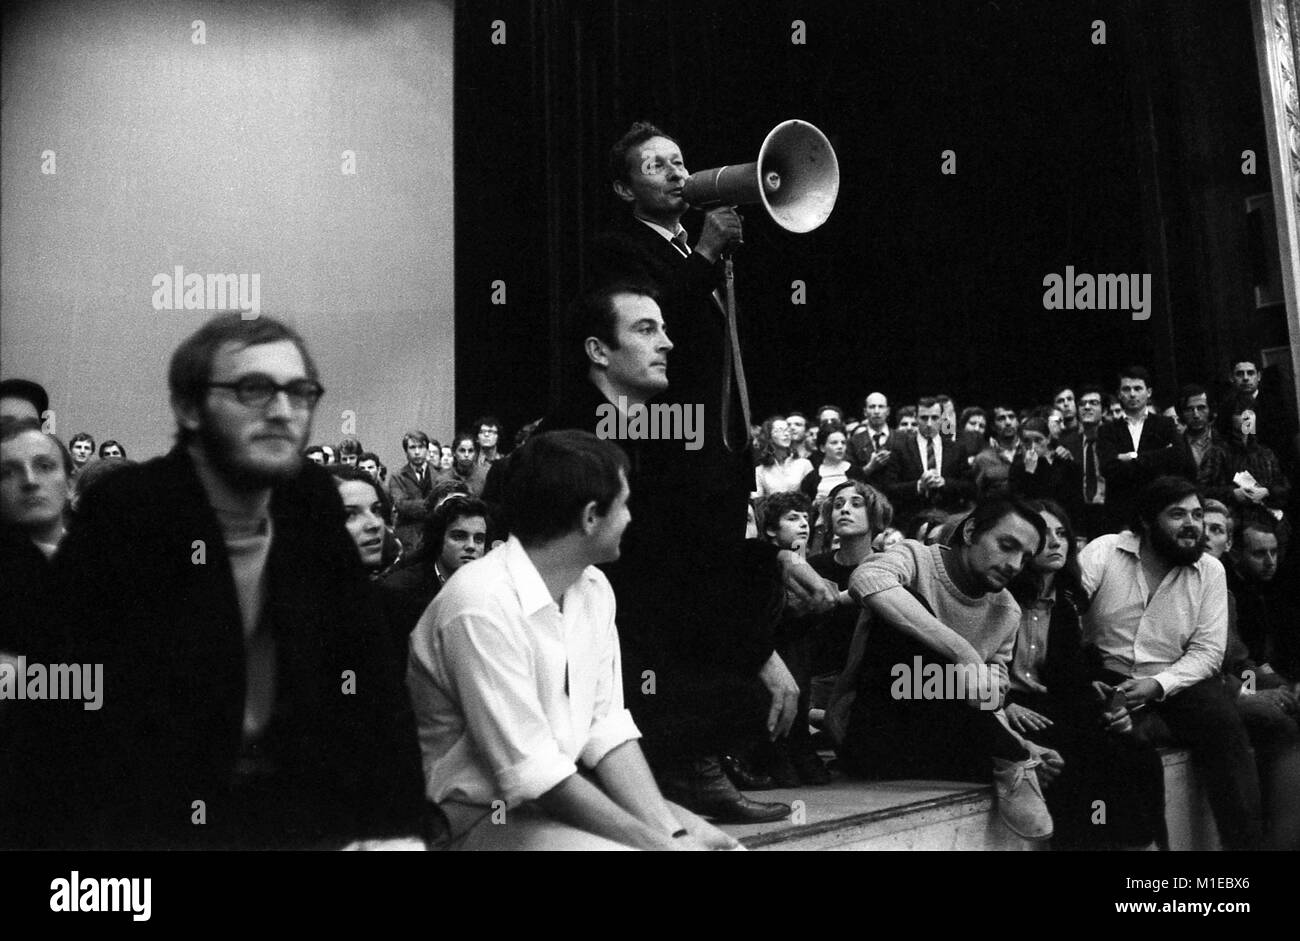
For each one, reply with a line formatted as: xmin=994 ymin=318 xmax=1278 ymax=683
xmin=9 ymin=312 xmax=423 ymax=850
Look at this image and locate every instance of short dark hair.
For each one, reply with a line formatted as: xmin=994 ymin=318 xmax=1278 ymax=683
xmin=473 ymin=416 xmax=501 ymax=435
xmin=402 ymin=430 xmax=430 ymax=451
xmin=1235 ymin=505 xmax=1278 ymax=544
xmin=570 ymin=281 xmax=660 ymax=354
xmin=1117 ymin=365 xmax=1153 ymax=388
xmin=424 ymin=494 xmax=489 ymax=555
xmin=327 ymin=464 xmax=391 ymax=521
xmin=759 ymin=490 xmax=812 ymax=540
xmin=168 ymin=312 xmax=319 ymax=445
xmin=1 ymin=417 xmax=73 ymax=477
xmin=1051 ymin=384 xmax=1074 ymax=400
xmin=816 ymin=420 xmax=847 ymax=449
xmin=357 ymin=451 xmax=380 ymax=466
xmin=609 ymin=121 xmax=678 ymax=185
xmin=814 ymin=404 xmax=845 ymax=423
xmin=499 ymin=430 xmax=629 ymax=544
xmin=0 ymin=378 xmax=49 ymax=417
xmin=895 ymin=404 xmax=917 ymax=424
xmin=959 ymin=406 xmax=987 ymax=429
xmin=1131 ymin=476 xmax=1201 ymax=534
xmin=1229 ymin=353 xmax=1259 ymax=372
xmin=1077 ymin=383 xmax=1105 ymax=402
xmin=98 ymin=440 xmax=126 ymax=459
xmin=916 ymin=396 xmax=940 ymax=411
xmin=429 ymin=476 xmax=471 ymax=508
xmin=1175 ymin=383 xmax=1209 ymax=414
xmin=70 ymin=432 xmax=96 ymax=450
xmin=337 ymin=436 xmax=363 ymax=458
xmin=955 ymin=492 xmax=1047 ymax=556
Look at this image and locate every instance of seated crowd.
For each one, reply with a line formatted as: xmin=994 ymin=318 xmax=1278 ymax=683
xmin=1 ymin=324 xmax=1298 ymax=852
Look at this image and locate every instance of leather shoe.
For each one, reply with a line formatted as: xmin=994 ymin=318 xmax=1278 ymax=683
xmin=719 ymin=753 xmax=777 ymax=791
xmin=659 ymin=756 xmax=791 ymax=824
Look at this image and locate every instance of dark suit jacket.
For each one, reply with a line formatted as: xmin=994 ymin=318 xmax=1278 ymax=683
xmin=11 ymin=448 xmax=423 ymax=849
xmin=878 ymin=433 xmax=975 ymax=522
xmin=847 ymin=425 xmax=897 ymax=478
xmin=387 ymin=461 xmax=434 ymax=550
xmin=588 ymin=213 xmax=748 ymax=463
xmin=1097 ymin=414 xmax=1194 ymax=531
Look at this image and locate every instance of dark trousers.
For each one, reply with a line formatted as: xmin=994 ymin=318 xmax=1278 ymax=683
xmin=1104 ymin=671 xmax=1264 ymax=851
xmin=838 ymin=623 xmax=1028 ymax=781
xmin=630 ymin=667 xmax=770 ymax=771
xmin=1007 ymin=688 xmax=1166 ymax=849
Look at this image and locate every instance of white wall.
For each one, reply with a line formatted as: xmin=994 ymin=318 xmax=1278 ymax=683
xmin=1 ymin=0 xmax=454 ymax=467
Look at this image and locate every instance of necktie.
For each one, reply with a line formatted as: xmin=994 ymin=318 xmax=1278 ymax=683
xmin=1084 ymin=439 xmax=1098 ymax=503
xmin=670 ymin=231 xmax=690 ymax=258
xmin=925 ymin=436 xmax=936 ymax=472
xmin=876 ymin=433 xmax=886 ymax=451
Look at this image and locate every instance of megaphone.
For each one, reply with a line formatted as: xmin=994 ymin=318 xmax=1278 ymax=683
xmin=682 ymin=119 xmax=839 ymax=233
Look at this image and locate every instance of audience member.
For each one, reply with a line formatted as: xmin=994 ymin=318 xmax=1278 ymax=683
xmin=754 ymin=415 xmax=813 ymax=498
xmin=880 ymin=396 xmax=974 ymax=528
xmin=1078 ymin=476 xmax=1262 ymax=849
xmin=328 ymin=464 xmax=401 ymax=576
xmin=0 ymin=378 xmax=48 ymax=423
xmin=1010 ymin=416 xmax=1082 ymax=519
xmin=389 ymin=430 xmax=437 ymax=552
xmin=836 ymin=494 xmax=1062 ymax=841
xmin=337 ymin=436 xmax=363 ymax=467
xmin=406 ymin=429 xmax=740 ymax=851
xmin=1202 ymin=392 xmax=1291 ymax=515
xmin=1004 ymin=499 xmax=1165 ymax=849
xmin=1097 ymin=366 xmax=1192 ymax=533
xmin=786 ymin=411 xmax=812 ymax=460
xmin=472 ymin=416 xmax=503 ymax=465
xmin=971 ymin=404 xmax=1020 ymax=496
xmin=381 ymin=494 xmax=488 ymax=647
xmin=847 ymin=392 xmax=896 ymax=479
xmin=11 ymin=312 xmax=423 ymax=849
xmin=98 ymin=439 xmax=125 ymax=460
xmin=68 ymin=433 xmax=95 ymax=477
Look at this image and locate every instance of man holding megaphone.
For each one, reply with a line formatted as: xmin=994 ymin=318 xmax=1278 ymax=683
xmin=579 ymin=122 xmax=839 ymax=823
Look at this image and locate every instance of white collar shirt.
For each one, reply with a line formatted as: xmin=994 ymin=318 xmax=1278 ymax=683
xmin=1078 ymin=531 xmax=1227 ymax=699
xmin=1125 ymin=413 xmax=1147 ymax=452
xmin=407 ymin=536 xmax=640 ymax=809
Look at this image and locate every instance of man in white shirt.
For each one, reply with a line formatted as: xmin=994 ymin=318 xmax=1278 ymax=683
xmin=1079 ymin=475 xmax=1263 ymax=849
xmin=408 ymin=429 xmax=741 ymax=850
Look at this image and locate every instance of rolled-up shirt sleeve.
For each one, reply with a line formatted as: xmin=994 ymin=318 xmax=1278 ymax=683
xmin=440 ymin=611 xmax=576 ymax=806
xmin=581 ymin=601 xmax=640 ymax=768
xmin=1151 ymin=560 xmax=1227 ymax=698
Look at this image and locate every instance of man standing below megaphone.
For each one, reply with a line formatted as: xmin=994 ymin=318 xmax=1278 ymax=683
xmin=573 ymin=122 xmax=839 ymax=823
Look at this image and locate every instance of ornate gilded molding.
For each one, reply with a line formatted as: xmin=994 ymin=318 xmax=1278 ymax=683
xmin=1253 ymin=0 xmax=1300 ymax=413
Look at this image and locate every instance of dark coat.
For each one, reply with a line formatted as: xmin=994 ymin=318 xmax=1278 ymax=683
xmin=1097 ymin=414 xmax=1194 ymax=532
xmin=878 ymin=433 xmax=975 ymax=523
xmin=10 ymin=448 xmax=423 ymax=849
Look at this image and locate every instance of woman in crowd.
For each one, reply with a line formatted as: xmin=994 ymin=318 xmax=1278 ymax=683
xmin=1004 ymin=498 xmax=1165 ymax=849
xmin=328 ymin=465 xmax=401 ymax=578
xmin=800 ymin=421 xmax=865 ymax=552
xmin=754 ymin=415 xmax=813 ymax=498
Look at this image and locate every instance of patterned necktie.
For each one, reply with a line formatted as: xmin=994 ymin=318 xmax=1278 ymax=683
xmin=925 ymin=436 xmax=937 ymax=471
xmin=670 ymin=231 xmax=690 ymax=258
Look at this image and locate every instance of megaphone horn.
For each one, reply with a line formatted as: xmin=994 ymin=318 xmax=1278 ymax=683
xmin=681 ymin=119 xmax=839 ymax=233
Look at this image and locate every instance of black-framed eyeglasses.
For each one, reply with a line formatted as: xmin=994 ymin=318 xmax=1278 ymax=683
xmin=207 ymin=376 xmax=324 ymax=409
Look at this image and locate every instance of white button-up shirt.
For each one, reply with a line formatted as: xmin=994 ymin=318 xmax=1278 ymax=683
xmin=407 ymin=536 xmax=640 ymax=809
xmin=1079 ymin=531 xmax=1227 ymax=698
